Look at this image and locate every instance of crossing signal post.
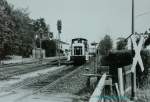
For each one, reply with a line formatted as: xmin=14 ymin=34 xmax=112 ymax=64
xmin=57 ymin=20 xmax=62 ymax=66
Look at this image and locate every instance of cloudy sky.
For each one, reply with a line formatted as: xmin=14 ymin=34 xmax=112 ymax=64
xmin=7 ymin=0 xmax=150 ymax=44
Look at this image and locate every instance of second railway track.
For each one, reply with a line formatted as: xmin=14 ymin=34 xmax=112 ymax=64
xmin=0 ymin=58 xmax=67 ymax=80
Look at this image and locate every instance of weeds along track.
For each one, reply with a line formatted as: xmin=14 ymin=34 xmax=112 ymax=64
xmin=0 ymin=60 xmax=59 ymax=80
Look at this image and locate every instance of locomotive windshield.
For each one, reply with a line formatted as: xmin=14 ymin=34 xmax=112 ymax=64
xmin=74 ymin=46 xmax=82 ymax=55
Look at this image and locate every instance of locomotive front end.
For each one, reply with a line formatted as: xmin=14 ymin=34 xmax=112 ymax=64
xmin=70 ymin=38 xmax=89 ymax=65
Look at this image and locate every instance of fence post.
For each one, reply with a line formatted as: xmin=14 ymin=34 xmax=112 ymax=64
xmin=131 ymin=71 xmax=136 ymax=100
xmin=115 ymin=83 xmax=121 ymax=102
xmin=118 ymin=68 xmax=124 ymax=96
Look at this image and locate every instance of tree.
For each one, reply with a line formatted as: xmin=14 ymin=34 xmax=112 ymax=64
xmin=98 ymin=35 xmax=113 ymax=55
xmin=0 ymin=0 xmax=15 ymax=58
xmin=116 ymin=37 xmax=127 ymax=50
xmin=11 ymin=8 xmax=34 ymax=56
xmin=33 ymin=18 xmax=49 ymax=38
xmin=133 ymin=31 xmax=150 ymax=48
xmin=0 ymin=0 xmax=52 ymax=58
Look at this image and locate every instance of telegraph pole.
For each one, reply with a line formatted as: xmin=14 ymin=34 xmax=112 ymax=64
xmin=131 ymin=0 xmax=136 ymax=100
xmin=132 ymin=0 xmax=134 ymax=35
xmin=57 ymin=20 xmax=62 ymax=66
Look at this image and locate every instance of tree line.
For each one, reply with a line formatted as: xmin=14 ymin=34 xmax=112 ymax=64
xmin=98 ymin=30 xmax=150 ymax=55
xmin=0 ymin=0 xmax=56 ymax=59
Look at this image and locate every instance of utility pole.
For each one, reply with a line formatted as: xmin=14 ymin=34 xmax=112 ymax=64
xmin=57 ymin=20 xmax=62 ymax=66
xmin=131 ymin=0 xmax=136 ymax=100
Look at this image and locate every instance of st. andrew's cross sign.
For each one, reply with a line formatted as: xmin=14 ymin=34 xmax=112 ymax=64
xmin=131 ymin=36 xmax=144 ymax=73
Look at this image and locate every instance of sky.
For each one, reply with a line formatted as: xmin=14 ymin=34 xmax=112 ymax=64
xmin=7 ymin=0 xmax=150 ymax=44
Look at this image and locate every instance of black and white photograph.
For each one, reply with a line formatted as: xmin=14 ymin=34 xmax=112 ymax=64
xmin=0 ymin=0 xmax=150 ymax=102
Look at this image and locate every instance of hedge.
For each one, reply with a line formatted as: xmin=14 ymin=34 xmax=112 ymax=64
xmin=100 ymin=50 xmax=150 ymax=86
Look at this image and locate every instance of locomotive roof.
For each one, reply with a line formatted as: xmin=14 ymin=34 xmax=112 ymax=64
xmin=72 ymin=38 xmax=87 ymax=41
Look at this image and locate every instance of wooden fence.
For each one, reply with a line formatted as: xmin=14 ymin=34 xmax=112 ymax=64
xmin=88 ymin=65 xmax=133 ymax=102
xmin=89 ymin=73 xmax=107 ymax=102
xmin=117 ymin=65 xmax=132 ymax=99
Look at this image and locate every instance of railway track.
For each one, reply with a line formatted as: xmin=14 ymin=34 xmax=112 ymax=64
xmin=1 ymin=65 xmax=71 ymax=92
xmin=0 ymin=56 xmax=67 ymax=69
xmin=0 ymin=64 xmax=85 ymax=102
xmin=0 ymin=60 xmax=95 ymax=102
xmin=0 ymin=59 xmax=36 ymax=68
xmin=0 ymin=65 xmax=79 ymax=100
xmin=36 ymin=65 xmax=83 ymax=93
xmin=25 ymin=65 xmax=79 ymax=90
